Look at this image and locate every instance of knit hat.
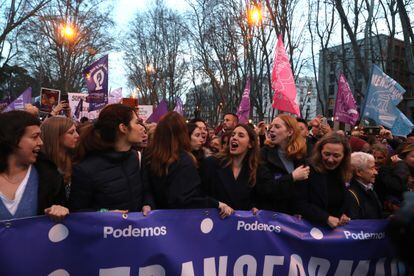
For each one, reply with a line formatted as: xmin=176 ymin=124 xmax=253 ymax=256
xmin=349 ymin=136 xmax=369 ymax=152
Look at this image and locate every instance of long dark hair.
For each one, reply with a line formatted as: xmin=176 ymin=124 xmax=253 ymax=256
xmin=75 ymin=104 xmax=136 ymax=162
xmin=0 ymin=111 xmax=41 ymax=172
xmin=217 ymin=124 xmax=259 ymax=186
xmin=310 ymin=133 xmax=352 ymax=183
xmin=188 ymin=122 xmax=204 ymax=164
xmin=147 ymin=112 xmax=194 ymax=176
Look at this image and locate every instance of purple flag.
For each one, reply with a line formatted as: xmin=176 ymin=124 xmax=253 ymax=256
xmin=0 ymin=98 xmax=11 ymax=112
xmin=173 ymin=98 xmax=183 ymax=115
xmin=74 ymin=98 xmax=83 ymax=119
xmin=108 ymin=87 xmax=122 ymax=104
xmin=84 ymin=55 xmax=108 ymax=111
xmin=146 ymin=99 xmax=168 ymax=123
xmin=236 ymin=78 xmax=251 ymax=124
xmin=334 ymin=74 xmax=359 ymax=125
xmin=3 ymin=87 xmax=32 ymax=112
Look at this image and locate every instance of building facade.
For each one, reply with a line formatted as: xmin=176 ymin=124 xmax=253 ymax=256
xmin=318 ymin=34 xmax=414 ymax=119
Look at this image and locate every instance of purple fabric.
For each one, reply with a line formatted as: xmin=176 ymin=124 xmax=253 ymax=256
xmin=236 ymin=78 xmax=251 ymax=124
xmin=173 ymin=98 xmax=183 ymax=115
xmin=83 ymin=55 xmax=108 ymax=111
xmin=146 ymin=99 xmax=168 ymax=123
xmin=3 ymin=87 xmax=32 ymax=112
xmin=334 ymin=73 xmax=359 ymax=125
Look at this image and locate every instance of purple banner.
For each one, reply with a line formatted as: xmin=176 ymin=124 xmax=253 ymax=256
xmin=84 ymin=55 xmax=108 ymax=111
xmin=0 ymin=210 xmax=402 ymax=275
xmin=3 ymin=87 xmax=32 ymax=112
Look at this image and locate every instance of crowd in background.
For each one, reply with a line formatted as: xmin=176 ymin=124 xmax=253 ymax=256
xmin=2 ymin=102 xmax=414 ymax=235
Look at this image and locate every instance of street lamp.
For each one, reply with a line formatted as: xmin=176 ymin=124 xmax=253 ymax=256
xmin=60 ymin=22 xmax=77 ymax=43
xmin=247 ymin=4 xmax=263 ymax=26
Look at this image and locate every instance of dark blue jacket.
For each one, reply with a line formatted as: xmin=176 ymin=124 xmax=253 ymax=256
xmin=69 ymin=150 xmax=148 ymax=211
xmin=201 ymin=156 xmax=255 ymax=210
xmin=145 ymin=151 xmax=218 ymax=209
xmin=257 ymin=145 xmax=305 ymax=214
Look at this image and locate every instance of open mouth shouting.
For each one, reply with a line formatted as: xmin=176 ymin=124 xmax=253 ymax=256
xmin=230 ymin=141 xmax=239 ymax=151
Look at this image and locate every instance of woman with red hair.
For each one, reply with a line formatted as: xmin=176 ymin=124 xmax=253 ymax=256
xmin=256 ymin=114 xmax=309 ymax=214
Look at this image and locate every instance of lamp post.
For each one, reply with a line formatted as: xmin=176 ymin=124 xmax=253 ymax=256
xmin=301 ymin=91 xmax=312 ymax=120
xmin=59 ymin=22 xmax=78 ymax=95
xmin=145 ymin=63 xmax=157 ymax=105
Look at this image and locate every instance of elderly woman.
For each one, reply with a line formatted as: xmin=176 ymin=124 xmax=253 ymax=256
xmin=294 ymin=133 xmax=352 ymax=228
xmin=345 ymin=152 xmax=383 ymax=219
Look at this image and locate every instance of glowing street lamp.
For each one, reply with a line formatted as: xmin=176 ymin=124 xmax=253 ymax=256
xmin=60 ymin=23 xmax=77 ymax=42
xmin=247 ymin=4 xmax=263 ymax=26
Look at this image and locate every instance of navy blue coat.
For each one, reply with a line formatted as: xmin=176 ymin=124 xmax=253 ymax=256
xmin=69 ymin=150 xmax=148 ymax=211
xmin=345 ymin=178 xmax=383 ymax=219
xmin=257 ymin=145 xmax=306 ymax=214
xmin=201 ymin=156 xmax=256 ymax=210
xmin=293 ymin=166 xmax=347 ymax=225
xmin=145 ymin=151 xmax=218 ymax=209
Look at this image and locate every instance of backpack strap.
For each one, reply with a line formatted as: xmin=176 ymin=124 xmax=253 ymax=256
xmin=348 ymin=189 xmax=360 ymax=207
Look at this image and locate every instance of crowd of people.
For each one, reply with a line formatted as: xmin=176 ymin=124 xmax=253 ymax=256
xmin=1 ymin=102 xmax=413 ymax=232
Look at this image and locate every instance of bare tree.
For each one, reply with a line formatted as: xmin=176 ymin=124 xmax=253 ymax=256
xmin=123 ymin=0 xmax=188 ymax=107
xmin=308 ymin=0 xmax=337 ymax=115
xmin=19 ymin=0 xmax=113 ymax=94
xmin=0 ymin=0 xmax=50 ymax=78
xmin=396 ymin=0 xmax=414 ymax=95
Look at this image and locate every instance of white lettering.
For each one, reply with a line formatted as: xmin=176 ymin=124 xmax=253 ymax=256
xmin=181 ymin=261 xmax=195 ymax=276
xmin=139 ymin=265 xmax=165 ymax=276
xmin=103 ymin=225 xmax=167 ymax=239
xmin=308 ymin=257 xmax=330 ymax=276
xmin=288 ymin=254 xmax=306 ymax=276
xmin=263 ymin=255 xmax=284 ymax=276
xmin=234 ymin=255 xmax=257 ymax=276
xmin=236 ymin=221 xmax=281 ymax=233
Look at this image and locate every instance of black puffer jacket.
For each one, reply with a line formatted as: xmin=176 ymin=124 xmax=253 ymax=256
xmin=69 ymin=150 xmax=147 ymax=211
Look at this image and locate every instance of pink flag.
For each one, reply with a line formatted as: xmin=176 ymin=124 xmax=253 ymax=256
xmin=271 ymin=35 xmax=300 ymax=116
xmin=236 ymin=78 xmax=251 ymax=124
xmin=334 ymin=73 xmax=359 ymax=125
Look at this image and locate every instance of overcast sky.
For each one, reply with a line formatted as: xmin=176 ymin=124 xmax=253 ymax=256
xmin=109 ymin=0 xmax=190 ymax=97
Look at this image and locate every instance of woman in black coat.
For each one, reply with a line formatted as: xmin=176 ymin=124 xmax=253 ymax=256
xmin=69 ymin=104 xmax=151 ymax=213
xmin=145 ymin=112 xmax=232 ymax=217
xmin=257 ymin=114 xmax=309 ymax=214
xmin=294 ymin=133 xmax=352 ymax=228
xmin=201 ymin=124 xmax=261 ymax=211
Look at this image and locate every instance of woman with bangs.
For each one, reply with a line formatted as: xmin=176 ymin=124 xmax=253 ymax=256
xmin=256 ymin=114 xmax=309 ymax=214
xmin=294 ymin=133 xmax=352 ymax=228
xmin=144 ymin=112 xmax=233 ymax=217
xmin=200 ymin=124 xmax=261 ymax=211
xmin=40 ymin=116 xmax=79 ymax=199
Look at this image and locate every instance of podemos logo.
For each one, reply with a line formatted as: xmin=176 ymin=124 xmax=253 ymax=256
xmin=103 ymin=225 xmax=167 ymax=238
xmin=343 ymin=230 xmax=385 ymax=240
xmin=237 ymin=221 xmax=281 ymax=233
